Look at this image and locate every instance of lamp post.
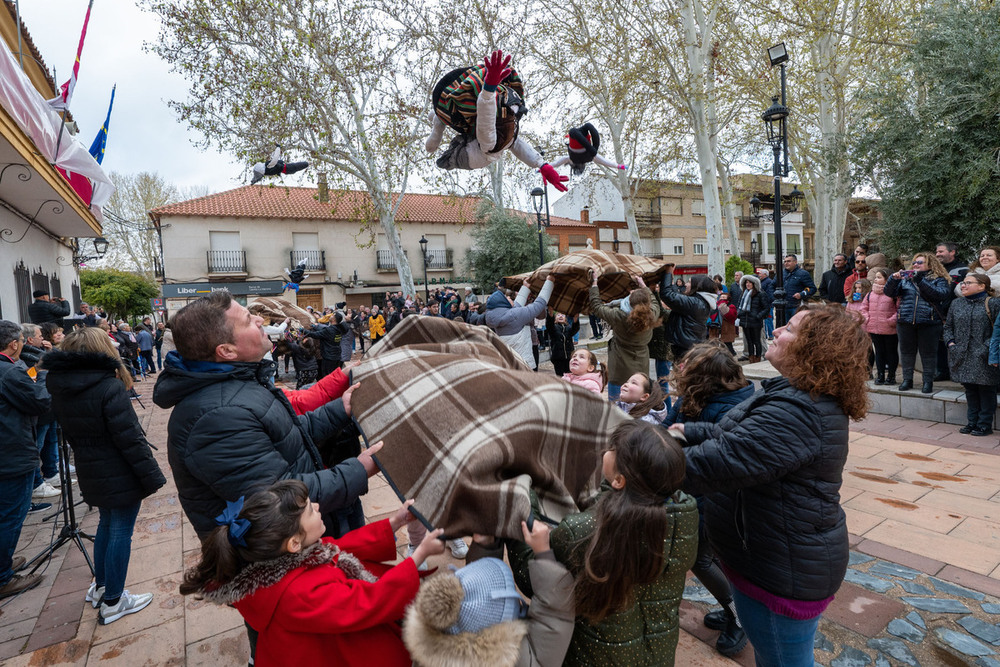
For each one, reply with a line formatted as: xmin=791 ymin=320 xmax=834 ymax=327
xmin=750 ymin=238 xmax=758 ymax=271
xmin=418 ymin=235 xmax=430 ymax=303
xmin=531 ymin=187 xmax=548 ymax=266
xmin=763 ymin=41 xmax=792 ymax=328
xmin=613 ymin=237 xmax=620 ymax=253
xmin=73 ymin=237 xmax=109 ymax=265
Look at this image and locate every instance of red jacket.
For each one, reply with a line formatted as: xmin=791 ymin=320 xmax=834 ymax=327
xmin=232 ymin=520 xmax=418 ymax=667
xmin=282 ymin=367 xmax=350 ymax=415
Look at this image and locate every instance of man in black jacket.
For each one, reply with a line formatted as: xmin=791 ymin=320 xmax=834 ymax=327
xmin=28 ymin=290 xmax=70 ymax=326
xmin=152 ymin=291 xmax=379 ymax=540
xmin=0 ymin=320 xmax=50 ymax=598
xmin=818 ymin=254 xmax=850 ymax=304
xmin=304 ymin=316 xmax=347 ymax=379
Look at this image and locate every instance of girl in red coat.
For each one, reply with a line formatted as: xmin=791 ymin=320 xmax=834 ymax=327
xmin=180 ymin=480 xmax=445 ymax=667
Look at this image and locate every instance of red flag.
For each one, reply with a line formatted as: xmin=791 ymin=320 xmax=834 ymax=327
xmin=55 ymin=167 xmax=93 ymax=207
xmin=47 ymin=0 xmax=94 ymax=112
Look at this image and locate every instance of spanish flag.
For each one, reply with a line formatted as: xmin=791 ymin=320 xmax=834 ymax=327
xmin=89 ymin=85 xmax=115 ymax=164
xmin=48 ymin=0 xmax=94 ymax=112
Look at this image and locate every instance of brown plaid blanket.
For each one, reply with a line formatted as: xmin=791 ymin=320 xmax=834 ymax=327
xmin=504 ymin=249 xmax=675 ymax=316
xmin=350 ymin=315 xmax=628 ymax=539
xmin=248 ymin=297 xmax=317 ymax=329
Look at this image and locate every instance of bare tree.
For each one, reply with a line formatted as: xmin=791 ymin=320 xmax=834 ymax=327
xmin=101 ymin=171 xmax=179 ymax=277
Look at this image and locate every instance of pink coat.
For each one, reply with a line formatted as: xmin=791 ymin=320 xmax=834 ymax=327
xmin=562 ymin=371 xmax=604 ymax=394
xmin=860 ymin=290 xmax=898 ymax=335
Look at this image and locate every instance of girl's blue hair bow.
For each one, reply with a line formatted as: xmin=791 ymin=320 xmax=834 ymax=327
xmin=215 ymin=497 xmax=251 ymax=548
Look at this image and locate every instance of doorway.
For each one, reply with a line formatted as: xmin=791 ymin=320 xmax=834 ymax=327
xmin=297 ymin=289 xmax=323 ymax=312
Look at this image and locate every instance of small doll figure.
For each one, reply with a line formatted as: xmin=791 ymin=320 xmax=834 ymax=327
xmin=549 ymin=123 xmax=626 ymax=176
xmin=251 ymin=145 xmax=309 ymax=185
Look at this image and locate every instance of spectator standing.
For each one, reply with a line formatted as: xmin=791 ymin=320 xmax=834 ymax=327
xmin=44 ymin=328 xmax=167 ymax=624
xmin=588 ymin=272 xmax=659 ymax=400
xmin=659 ymin=272 xmax=717 ymax=363
xmin=28 ymin=289 xmax=70 ymax=326
xmin=736 ymin=275 xmax=769 ymax=363
xmin=339 ymin=310 xmax=356 ymax=362
xmin=20 ymin=324 xmax=61 ymax=501
xmin=154 ymin=323 xmax=165 ymax=371
xmin=304 ymin=316 xmax=347 ymax=379
xmin=136 ymin=325 xmax=155 ymax=375
xmin=937 ymin=242 xmax=969 ymax=283
xmin=818 ymin=254 xmax=850 ymax=304
xmin=757 ymin=268 xmax=775 ymax=340
xmin=885 ymin=252 xmax=952 ymax=393
xmin=955 ymin=246 xmax=1000 ymax=298
xmin=368 ymin=306 xmax=386 ymax=344
xmin=0 ymin=320 xmax=51 ymax=598
xmin=781 ymin=254 xmax=816 ymax=319
xmin=546 ymin=310 xmax=580 ymax=378
xmin=862 ymin=268 xmax=899 ymax=385
xmin=945 ymin=273 xmax=1000 ymax=436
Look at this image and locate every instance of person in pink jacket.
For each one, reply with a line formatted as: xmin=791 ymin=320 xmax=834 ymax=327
xmin=861 ymin=268 xmax=899 ymax=385
xmin=561 ymin=349 xmax=607 ymax=394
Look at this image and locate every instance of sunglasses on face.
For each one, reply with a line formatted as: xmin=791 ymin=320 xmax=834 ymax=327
xmin=912 ymin=260 xmax=925 ymax=265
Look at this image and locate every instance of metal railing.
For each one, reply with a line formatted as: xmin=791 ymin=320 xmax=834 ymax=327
xmin=207 ymin=250 xmax=246 ymax=273
xmin=635 ymin=214 xmax=660 ymax=228
xmin=376 ymin=249 xmax=407 ymax=271
xmin=425 ymin=248 xmax=453 ymax=270
xmin=738 ymin=216 xmax=760 ymax=229
xmin=290 ymin=250 xmax=326 ymax=271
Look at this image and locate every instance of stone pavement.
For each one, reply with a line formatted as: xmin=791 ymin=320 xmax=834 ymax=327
xmin=5 ymin=362 xmax=1000 ymax=664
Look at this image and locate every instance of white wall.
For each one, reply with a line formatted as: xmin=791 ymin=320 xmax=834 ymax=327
xmin=551 ymin=175 xmax=624 ymax=222
xmin=0 ymin=208 xmax=80 ymax=323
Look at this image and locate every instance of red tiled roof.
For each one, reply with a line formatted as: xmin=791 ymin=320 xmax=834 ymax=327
xmin=148 ymin=185 xmax=588 ymax=227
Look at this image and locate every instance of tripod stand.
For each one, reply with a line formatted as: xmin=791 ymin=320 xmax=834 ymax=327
xmin=25 ymin=426 xmax=94 ymax=575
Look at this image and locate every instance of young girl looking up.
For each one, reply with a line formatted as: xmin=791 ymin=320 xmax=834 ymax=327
xmin=862 ymin=269 xmax=899 ymax=385
xmin=507 ymin=421 xmax=698 ymax=665
xmin=561 ymin=348 xmax=607 ymax=394
xmin=663 ymin=342 xmax=754 ymax=657
xmin=615 ymin=372 xmax=669 ymax=424
xmin=180 ymin=480 xmax=445 ymax=667
xmin=847 ymin=279 xmax=872 ymax=319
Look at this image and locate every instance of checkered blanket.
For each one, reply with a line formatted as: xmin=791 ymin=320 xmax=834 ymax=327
xmin=248 ymin=297 xmax=317 ymax=329
xmin=504 ymin=249 xmax=674 ymax=316
xmin=350 ymin=315 xmax=628 ymax=539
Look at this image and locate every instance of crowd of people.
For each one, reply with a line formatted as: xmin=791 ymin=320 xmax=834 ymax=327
xmin=3 ymin=240 xmax=998 ymax=666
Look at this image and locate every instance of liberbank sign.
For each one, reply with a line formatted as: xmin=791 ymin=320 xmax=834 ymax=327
xmin=161 ymin=281 xmax=285 ymax=298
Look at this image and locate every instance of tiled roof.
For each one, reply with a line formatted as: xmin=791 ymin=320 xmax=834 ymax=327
xmin=148 ymin=185 xmax=588 ymax=227
xmin=2 ymin=1 xmax=57 ymax=95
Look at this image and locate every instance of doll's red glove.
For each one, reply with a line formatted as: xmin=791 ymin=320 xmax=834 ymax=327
xmin=482 ymin=49 xmax=512 ymax=90
xmin=539 ymin=163 xmax=569 ymax=192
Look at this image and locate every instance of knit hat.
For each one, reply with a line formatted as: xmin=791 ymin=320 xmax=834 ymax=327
xmin=448 ymin=558 xmax=525 ymax=634
xmin=32 ymin=289 xmax=49 ymax=298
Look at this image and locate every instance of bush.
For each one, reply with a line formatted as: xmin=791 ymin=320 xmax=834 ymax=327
xmin=724 ymin=256 xmax=753 ymax=285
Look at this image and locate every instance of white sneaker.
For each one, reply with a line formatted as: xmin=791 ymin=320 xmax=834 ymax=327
xmin=44 ymin=475 xmax=61 ymax=488
xmin=405 ymin=544 xmax=429 ymax=571
xmin=448 ymin=538 xmax=469 ymax=559
xmin=67 ymin=464 xmax=76 ymax=474
xmin=85 ymin=581 xmax=105 ymax=609
xmin=32 ymin=482 xmax=60 ymax=499
xmin=99 ymin=590 xmax=153 ymax=625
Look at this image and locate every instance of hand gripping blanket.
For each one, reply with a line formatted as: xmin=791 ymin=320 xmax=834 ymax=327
xmin=350 ymin=315 xmax=628 ymax=539
xmin=504 ymin=249 xmax=674 ymax=316
xmin=248 ymin=297 xmax=317 ymax=329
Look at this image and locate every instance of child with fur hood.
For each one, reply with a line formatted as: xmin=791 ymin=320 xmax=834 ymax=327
xmin=179 ymin=480 xmax=445 ymax=667
xmin=404 ymin=521 xmax=575 ymax=667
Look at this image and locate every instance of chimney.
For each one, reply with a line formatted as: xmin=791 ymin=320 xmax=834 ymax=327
xmin=317 ymin=172 xmax=329 ymax=204
xmin=581 ymin=206 xmax=590 ymax=225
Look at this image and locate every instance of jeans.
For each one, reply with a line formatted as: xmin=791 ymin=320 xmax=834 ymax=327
xmin=33 ymin=419 xmax=59 ymax=488
xmin=607 ymin=382 xmax=621 ymax=401
xmin=896 ymin=322 xmax=942 ymax=381
xmin=963 ymin=384 xmax=997 ymax=430
xmin=0 ymin=472 xmax=35 ymax=586
xmin=589 ymin=316 xmax=602 ymax=338
xmin=140 ymin=350 xmax=155 ymax=373
xmin=155 ymin=346 xmax=163 ymax=371
xmin=655 ymin=359 xmax=671 ymax=395
xmin=871 ymin=333 xmax=899 ymax=379
xmin=764 ymin=311 xmax=774 ymax=338
xmin=732 ymin=588 xmax=820 ymax=667
xmin=93 ymin=502 xmax=142 ymax=600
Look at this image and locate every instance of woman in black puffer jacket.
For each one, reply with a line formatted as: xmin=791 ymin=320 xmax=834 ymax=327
xmin=658 ymin=272 xmax=718 ymax=361
xmin=671 ymin=305 xmax=870 ymax=665
xmin=43 ymin=328 xmax=166 ymax=625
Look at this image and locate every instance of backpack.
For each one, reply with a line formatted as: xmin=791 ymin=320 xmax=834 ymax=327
xmin=432 ymin=65 xmax=526 ymax=153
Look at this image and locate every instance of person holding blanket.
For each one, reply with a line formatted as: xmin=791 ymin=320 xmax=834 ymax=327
xmin=671 ymin=305 xmax=869 ymax=665
xmin=945 ymin=273 xmax=1000 ymax=436
xmin=180 ymin=480 xmax=445 ymax=667
xmin=588 ymin=271 xmax=660 ymax=400
xmin=658 ymin=273 xmax=718 ymax=363
xmin=483 ymin=276 xmax=555 ymax=368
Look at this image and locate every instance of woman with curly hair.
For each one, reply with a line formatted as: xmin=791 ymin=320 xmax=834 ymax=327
xmin=670 ymin=305 xmax=870 ymax=665
xmin=588 ymin=271 xmax=660 ymax=400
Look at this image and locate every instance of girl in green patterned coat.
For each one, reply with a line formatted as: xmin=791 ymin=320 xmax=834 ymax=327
xmin=508 ymin=420 xmax=698 ymax=666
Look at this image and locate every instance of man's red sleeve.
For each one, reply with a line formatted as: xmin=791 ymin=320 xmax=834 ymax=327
xmin=283 ymin=368 xmax=350 ymax=415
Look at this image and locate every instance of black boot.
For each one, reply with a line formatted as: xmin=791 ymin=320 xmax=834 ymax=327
xmin=898 ymin=379 xmax=913 ymax=391
xmin=716 ymin=613 xmax=749 ymax=657
xmin=922 ymin=380 xmax=934 ymax=394
xmin=703 ymin=608 xmax=727 ymax=630
xmin=887 ymin=373 xmax=897 ymax=385
xmin=875 ymin=371 xmax=886 ymax=385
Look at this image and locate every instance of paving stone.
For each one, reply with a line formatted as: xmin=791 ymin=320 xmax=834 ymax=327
xmin=683 ymin=584 xmax=717 ymax=604
xmin=870 ymin=561 xmax=922 ymax=581
xmin=959 ymin=616 xmax=1000 ymax=645
xmin=844 ymin=570 xmax=896 ymax=593
xmin=850 ymin=551 xmax=876 ymax=566
xmin=976 ymin=657 xmax=1000 ymax=667
xmin=866 ymin=638 xmax=919 ymax=666
xmin=899 ymin=580 xmax=934 ymax=595
xmin=907 ymin=611 xmax=926 ymax=629
xmin=814 ymin=631 xmax=835 ymax=653
xmin=875 ymin=655 xmax=891 ymax=667
xmin=902 ymin=596 xmax=970 ymax=613
xmin=888 ymin=618 xmax=925 ymax=643
xmin=831 ymin=646 xmax=872 ymax=667
xmin=930 ymin=576 xmax=987 ymax=601
xmin=825 ymin=582 xmax=907 ymax=638
xmin=984 ymin=603 xmax=1000 ymax=615
xmin=934 ymin=627 xmax=996 ymax=657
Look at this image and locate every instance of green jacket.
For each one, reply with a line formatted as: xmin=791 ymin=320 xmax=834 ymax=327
xmin=508 ymin=488 xmax=698 ymax=666
xmin=589 ymin=286 xmax=661 ymax=385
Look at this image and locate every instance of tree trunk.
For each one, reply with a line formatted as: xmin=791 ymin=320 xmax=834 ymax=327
xmin=372 ymin=192 xmax=416 ymax=297
xmin=716 ymin=159 xmax=742 ymax=257
xmin=488 ymin=160 xmax=504 ymax=208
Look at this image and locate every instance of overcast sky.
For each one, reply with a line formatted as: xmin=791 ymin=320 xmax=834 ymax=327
xmin=16 ymin=0 xmax=247 ymax=196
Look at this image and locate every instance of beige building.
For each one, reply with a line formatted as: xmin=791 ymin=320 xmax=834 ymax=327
xmin=148 ymin=184 xmax=582 ymax=315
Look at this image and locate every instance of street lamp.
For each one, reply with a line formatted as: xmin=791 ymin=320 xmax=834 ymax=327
xmin=418 ymin=235 xmax=430 ymax=303
xmin=762 ymin=42 xmax=794 ymax=327
xmin=613 ymin=237 xmax=620 ymax=253
xmin=750 ymin=238 xmax=758 ymax=270
xmin=531 ymin=187 xmax=549 ymax=266
xmin=69 ymin=237 xmax=109 ymax=266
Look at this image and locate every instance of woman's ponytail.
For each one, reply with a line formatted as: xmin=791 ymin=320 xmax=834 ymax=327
xmin=179 ymin=526 xmax=242 ymax=595
xmin=626 ymin=290 xmax=656 ymax=333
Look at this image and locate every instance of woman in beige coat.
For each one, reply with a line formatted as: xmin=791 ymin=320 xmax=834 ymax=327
xmin=588 ymin=273 xmax=660 ymax=400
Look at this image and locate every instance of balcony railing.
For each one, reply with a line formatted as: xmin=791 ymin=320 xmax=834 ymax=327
xmin=376 ymin=249 xmax=407 ymax=271
xmin=207 ymin=250 xmax=246 ymax=274
xmin=635 ymin=214 xmax=660 ymax=228
xmin=738 ymin=216 xmax=760 ymax=229
xmin=290 ymin=250 xmax=326 ymax=271
xmin=424 ymin=248 xmax=453 ymax=270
